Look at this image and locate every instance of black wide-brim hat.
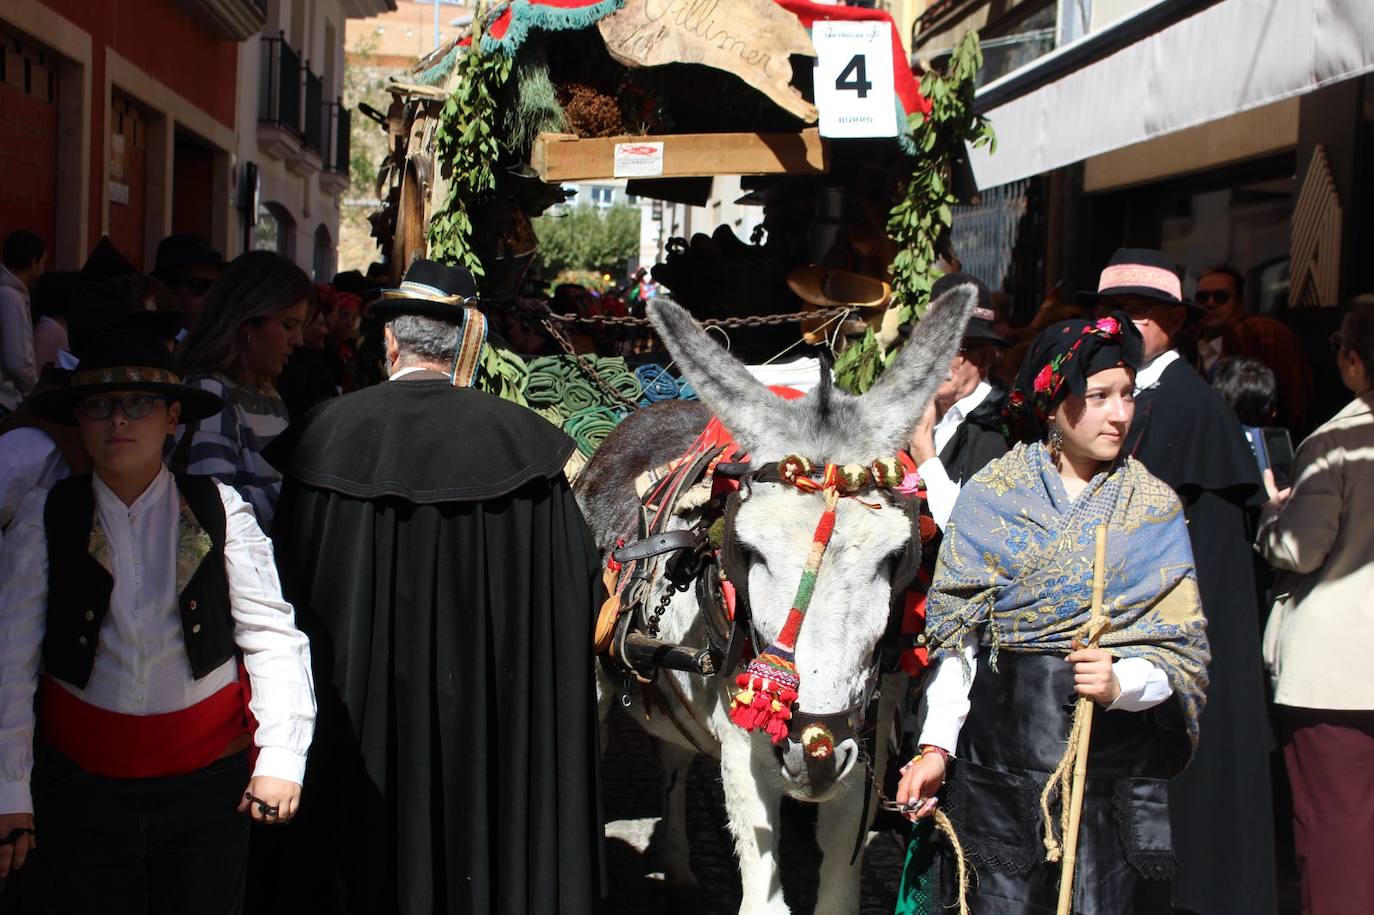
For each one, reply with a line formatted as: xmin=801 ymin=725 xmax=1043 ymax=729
xmin=369 ymin=259 xmax=480 ymax=321
xmin=152 ymin=232 xmax=225 ymax=279
xmin=1075 ymin=247 xmax=1205 ymax=318
xmin=931 ymin=271 xmax=1008 ymax=347
xmin=28 ymin=329 xmax=222 ymax=426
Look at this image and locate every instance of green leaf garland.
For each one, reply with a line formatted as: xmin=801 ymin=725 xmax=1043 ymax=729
xmin=428 ymin=22 xmax=514 ymax=276
xmin=835 ymin=32 xmax=994 ymax=395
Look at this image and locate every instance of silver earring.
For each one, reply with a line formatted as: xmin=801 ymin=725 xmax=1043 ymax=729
xmin=1047 ymin=421 xmax=1064 ymax=461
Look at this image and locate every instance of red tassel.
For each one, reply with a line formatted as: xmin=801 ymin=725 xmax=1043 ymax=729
xmin=729 ymin=672 xmax=798 ymax=744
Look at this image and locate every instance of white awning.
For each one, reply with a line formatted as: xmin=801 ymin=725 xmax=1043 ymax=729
xmin=969 ymin=0 xmax=1374 ymax=190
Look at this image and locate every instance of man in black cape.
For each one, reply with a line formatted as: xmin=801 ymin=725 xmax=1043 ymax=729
xmin=264 ymin=260 xmax=604 ymax=914
xmin=1084 ymin=248 xmax=1277 ymax=915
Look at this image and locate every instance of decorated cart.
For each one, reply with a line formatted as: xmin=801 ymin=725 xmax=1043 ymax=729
xmin=359 ymin=0 xmax=991 ymax=458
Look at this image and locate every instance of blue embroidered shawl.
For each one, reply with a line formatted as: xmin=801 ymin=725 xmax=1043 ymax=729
xmin=927 ymin=442 xmax=1211 ymax=747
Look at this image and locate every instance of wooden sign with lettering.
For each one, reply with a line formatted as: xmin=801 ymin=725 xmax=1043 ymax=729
xmin=598 ymin=0 xmax=818 ymax=123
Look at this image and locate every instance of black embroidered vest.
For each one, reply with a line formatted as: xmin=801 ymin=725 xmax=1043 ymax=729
xmin=42 ymin=472 xmax=234 ymax=689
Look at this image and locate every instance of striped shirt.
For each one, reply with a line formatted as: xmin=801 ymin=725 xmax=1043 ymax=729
xmin=177 ymin=373 xmax=289 ymax=531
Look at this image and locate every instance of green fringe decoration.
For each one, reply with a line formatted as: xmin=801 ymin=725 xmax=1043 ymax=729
xmin=479 ymin=0 xmax=627 ymax=55
xmin=416 ymin=43 xmax=461 ymax=86
xmin=504 ymin=38 xmax=568 ymax=153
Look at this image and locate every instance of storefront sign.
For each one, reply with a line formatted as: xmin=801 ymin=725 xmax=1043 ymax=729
xmin=598 ymin=0 xmax=818 ymax=123
xmin=812 ymin=21 xmax=898 ymax=139
xmin=614 ymin=142 xmax=666 ymax=177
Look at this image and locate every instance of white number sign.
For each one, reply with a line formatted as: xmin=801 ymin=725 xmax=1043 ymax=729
xmin=812 ymin=20 xmax=899 ymax=139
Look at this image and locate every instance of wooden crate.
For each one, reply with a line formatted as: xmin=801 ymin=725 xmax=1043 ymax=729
xmin=529 ymin=129 xmax=830 ymax=182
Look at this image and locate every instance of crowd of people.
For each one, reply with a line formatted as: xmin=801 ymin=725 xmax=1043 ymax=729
xmin=0 ymin=226 xmax=1368 ymax=915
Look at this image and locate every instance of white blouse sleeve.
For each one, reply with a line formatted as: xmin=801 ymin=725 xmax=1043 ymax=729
xmin=218 ymin=483 xmax=317 ymax=784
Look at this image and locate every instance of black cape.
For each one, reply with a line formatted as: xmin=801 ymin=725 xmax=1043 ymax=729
xmin=1124 ymin=357 xmax=1277 ymax=915
xmin=937 ymin=384 xmax=1010 ymax=487
xmin=263 ymin=376 xmax=605 ymax=915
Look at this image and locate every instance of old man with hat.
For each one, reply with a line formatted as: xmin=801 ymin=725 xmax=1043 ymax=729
xmin=1081 ymin=248 xmax=1276 ymax=915
xmin=906 ymin=271 xmax=1011 ymax=531
xmin=264 ymin=259 xmax=605 ymax=914
xmin=0 ymin=329 xmax=317 ymax=911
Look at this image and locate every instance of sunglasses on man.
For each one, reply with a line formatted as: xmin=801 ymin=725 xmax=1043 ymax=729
xmin=1194 ymin=289 xmax=1233 ymax=306
xmin=77 ymin=393 xmax=171 ymax=421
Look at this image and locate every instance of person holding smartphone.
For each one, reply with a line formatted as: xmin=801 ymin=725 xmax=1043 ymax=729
xmin=1257 ymin=295 xmax=1374 ymax=915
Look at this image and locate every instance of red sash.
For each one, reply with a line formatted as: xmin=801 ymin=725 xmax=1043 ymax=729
xmin=40 ymin=673 xmax=252 ymax=779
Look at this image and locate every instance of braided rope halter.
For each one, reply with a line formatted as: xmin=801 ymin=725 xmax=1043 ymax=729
xmin=727 ymin=454 xmax=906 ymax=751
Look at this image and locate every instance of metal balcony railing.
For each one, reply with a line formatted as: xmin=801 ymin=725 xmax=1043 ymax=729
xmin=259 ymin=33 xmax=301 ymax=135
xmin=322 ymin=101 xmax=351 ymax=175
xmin=335 ymin=107 xmax=351 ymax=174
xmin=303 ymin=69 xmax=323 ymax=152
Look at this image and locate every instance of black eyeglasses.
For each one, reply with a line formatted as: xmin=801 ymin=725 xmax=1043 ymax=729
xmin=77 ymin=393 xmax=169 ymax=421
xmin=1194 ymin=289 xmax=1233 ymax=306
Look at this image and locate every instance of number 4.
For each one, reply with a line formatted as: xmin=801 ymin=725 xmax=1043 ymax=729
xmin=835 ymin=54 xmax=873 ymax=98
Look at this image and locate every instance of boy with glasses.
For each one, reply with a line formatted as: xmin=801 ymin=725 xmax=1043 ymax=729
xmin=0 ymin=330 xmax=315 ymax=914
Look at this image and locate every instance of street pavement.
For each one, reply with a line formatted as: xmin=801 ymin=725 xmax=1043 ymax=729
xmin=601 ymin=707 xmax=907 ymax=914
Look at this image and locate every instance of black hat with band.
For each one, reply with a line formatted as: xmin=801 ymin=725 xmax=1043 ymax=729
xmin=369 ymin=259 xmax=480 ymax=322
xmin=28 ymin=330 xmax=222 ymax=425
xmin=931 ymin=272 xmax=1008 ymax=347
xmin=1075 ymin=247 xmax=1205 ymax=318
xmin=368 ymin=259 xmax=490 ymax=388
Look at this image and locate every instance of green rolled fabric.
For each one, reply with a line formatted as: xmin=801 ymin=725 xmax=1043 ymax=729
xmin=563 ymin=406 xmax=621 ymax=457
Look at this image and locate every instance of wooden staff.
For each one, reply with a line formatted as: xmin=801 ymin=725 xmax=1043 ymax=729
xmin=1056 ymin=524 xmax=1109 ymax=915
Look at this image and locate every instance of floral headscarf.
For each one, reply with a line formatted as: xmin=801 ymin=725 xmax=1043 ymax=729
xmin=1004 ymin=313 xmax=1144 ymax=443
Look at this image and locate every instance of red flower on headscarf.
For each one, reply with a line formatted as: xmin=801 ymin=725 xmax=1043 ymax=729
xmin=1033 ymin=364 xmax=1055 ymax=394
xmin=1008 ymin=390 xmax=1025 ymax=407
xmin=1094 ymin=316 xmax=1121 ymax=335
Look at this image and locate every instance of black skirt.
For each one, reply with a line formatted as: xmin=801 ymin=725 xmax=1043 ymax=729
xmin=932 ymin=651 xmax=1191 ymax=915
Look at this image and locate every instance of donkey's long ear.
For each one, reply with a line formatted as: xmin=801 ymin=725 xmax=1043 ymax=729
xmin=648 ymin=297 xmax=786 ymax=451
xmin=853 ymin=283 xmax=978 ymax=454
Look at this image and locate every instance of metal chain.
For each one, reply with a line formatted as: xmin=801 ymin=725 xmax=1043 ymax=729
xmin=538 ymin=317 xmax=643 ymax=411
xmin=543 ymin=305 xmax=853 ymax=330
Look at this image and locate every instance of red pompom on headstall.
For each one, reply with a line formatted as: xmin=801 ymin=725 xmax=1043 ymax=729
xmin=728 ymin=455 xmax=901 ymax=742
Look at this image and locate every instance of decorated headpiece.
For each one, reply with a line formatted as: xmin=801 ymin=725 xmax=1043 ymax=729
xmin=728 ymin=456 xmax=908 ymax=748
xmin=1004 ymin=313 xmax=1144 ymax=443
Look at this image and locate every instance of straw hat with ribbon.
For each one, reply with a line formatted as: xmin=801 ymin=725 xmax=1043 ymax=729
xmin=786 ymin=266 xmax=891 ymax=344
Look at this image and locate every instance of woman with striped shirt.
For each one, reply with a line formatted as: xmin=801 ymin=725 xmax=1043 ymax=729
xmin=176 ymin=251 xmax=312 ymax=531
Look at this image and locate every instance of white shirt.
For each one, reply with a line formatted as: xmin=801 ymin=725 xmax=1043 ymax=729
xmin=1134 ymin=349 xmax=1182 ymax=393
xmin=0 ymin=428 xmax=69 ymax=547
xmin=917 ymin=381 xmax=992 ymax=530
xmin=0 ymin=466 xmax=316 ymax=813
xmin=917 ymin=634 xmax=1173 ymax=754
xmin=388 ymin=365 xmax=433 ymax=381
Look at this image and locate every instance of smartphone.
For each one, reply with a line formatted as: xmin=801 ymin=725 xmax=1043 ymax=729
xmin=1261 ymin=427 xmax=1295 ymax=490
xmin=1243 ymin=425 xmax=1295 ymax=490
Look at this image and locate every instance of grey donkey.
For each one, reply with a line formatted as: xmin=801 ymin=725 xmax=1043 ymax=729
xmin=576 ymin=284 xmax=976 ymax=914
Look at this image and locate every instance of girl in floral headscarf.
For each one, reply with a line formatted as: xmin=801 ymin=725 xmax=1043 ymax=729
xmin=892 ymin=314 xmax=1210 ymax=915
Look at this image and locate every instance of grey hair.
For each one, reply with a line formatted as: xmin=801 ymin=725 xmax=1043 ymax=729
xmin=388 ymin=314 xmax=460 ymax=365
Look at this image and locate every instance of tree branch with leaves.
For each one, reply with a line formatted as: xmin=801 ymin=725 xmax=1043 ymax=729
xmin=834 ymin=32 xmax=994 ymax=394
xmin=428 ymin=22 xmax=514 ymax=277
